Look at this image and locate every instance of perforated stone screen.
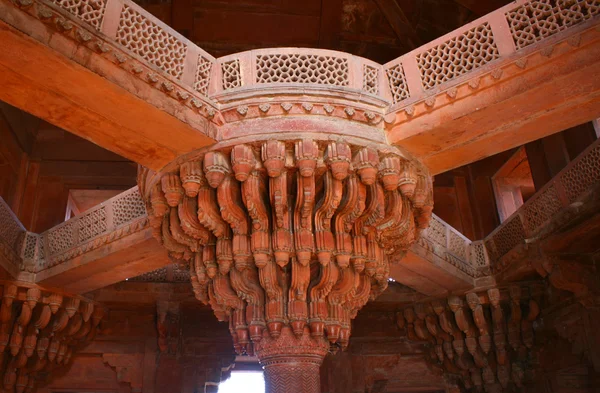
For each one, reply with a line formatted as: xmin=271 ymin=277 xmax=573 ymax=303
xmin=256 ymin=54 xmax=349 ymax=86
xmin=117 ymin=5 xmax=187 ymax=79
xmin=385 ymin=64 xmax=409 ymax=104
xmin=51 ymin=0 xmax=107 ymax=30
xmin=416 ymin=22 xmax=500 ymax=90
xmin=506 ymin=0 xmax=600 ymax=50
xmin=194 ymin=56 xmax=213 ymax=97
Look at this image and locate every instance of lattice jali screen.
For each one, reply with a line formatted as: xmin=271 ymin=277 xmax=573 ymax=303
xmin=385 ymin=64 xmax=410 ymax=104
xmin=559 ymin=143 xmax=600 ymax=203
xmin=46 ymin=223 xmax=75 ymax=256
xmin=0 ymin=201 xmax=23 ymax=248
xmin=255 ymin=54 xmax=349 ymax=86
xmin=424 ymin=215 xmax=447 ymax=247
xmin=362 ymin=65 xmax=379 ymax=94
xmin=416 ymin=22 xmax=500 ymax=90
xmin=470 ymin=241 xmax=489 ymax=267
xmin=506 ymin=0 xmax=600 ymax=50
xmin=194 ymin=56 xmax=213 ymax=97
xmin=50 ymin=0 xmax=107 ymax=30
xmin=447 ymin=230 xmax=468 ymax=260
xmin=490 ymin=215 xmax=525 ymax=259
xmin=522 ymin=184 xmax=563 ymax=234
xmin=130 ymin=266 xmax=168 ymax=282
xmin=113 ymin=188 xmax=147 ymax=227
xmin=221 ymin=59 xmax=242 ymax=90
xmin=172 ymin=264 xmax=191 ymax=282
xmin=21 ymin=233 xmax=39 ymax=260
xmin=78 ymin=207 xmax=107 ymax=243
xmin=116 ymin=5 xmax=187 ymax=79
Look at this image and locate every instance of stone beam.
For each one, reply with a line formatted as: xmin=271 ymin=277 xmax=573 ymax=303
xmin=2 ymin=0 xmax=599 ymax=178
xmin=0 ymin=0 xmax=217 ymax=171
xmin=384 ymin=4 xmax=600 ymax=174
xmin=35 ymin=225 xmax=169 ymax=294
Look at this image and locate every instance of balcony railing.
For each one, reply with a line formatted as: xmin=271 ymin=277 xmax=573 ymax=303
xmin=0 ymin=187 xmax=148 ymax=274
xmin=23 ymin=0 xmax=598 ymax=110
xmin=484 ymin=136 xmax=600 ymax=268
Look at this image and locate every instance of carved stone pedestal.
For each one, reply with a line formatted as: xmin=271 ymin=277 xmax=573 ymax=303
xmin=256 ymin=326 xmax=328 ymax=393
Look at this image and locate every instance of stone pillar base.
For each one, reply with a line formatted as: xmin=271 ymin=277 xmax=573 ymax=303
xmin=255 ymin=326 xmax=329 ymax=393
xmin=264 ymin=358 xmax=322 ymax=393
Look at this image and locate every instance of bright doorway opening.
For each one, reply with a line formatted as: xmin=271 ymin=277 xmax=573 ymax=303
xmin=218 ymin=371 xmax=265 ymax=393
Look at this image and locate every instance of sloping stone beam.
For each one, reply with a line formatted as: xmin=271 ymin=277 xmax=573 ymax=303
xmin=1 ymin=0 xmax=599 ymax=175
xmin=0 ymin=0 xmax=218 ymax=171
xmin=0 ymin=188 xmax=171 ymax=294
xmin=387 ymin=22 xmax=600 ymax=174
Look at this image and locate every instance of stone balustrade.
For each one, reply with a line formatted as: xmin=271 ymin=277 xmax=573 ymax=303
xmin=18 ymin=0 xmax=597 ymax=115
xmin=484 ymin=136 xmax=600 ymax=272
xmin=0 ymin=187 xmax=148 ymax=276
xmin=0 ymin=197 xmax=26 ymax=274
xmin=420 ymin=215 xmax=486 ymax=278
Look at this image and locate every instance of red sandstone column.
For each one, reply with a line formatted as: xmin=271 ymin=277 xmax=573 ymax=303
xmin=255 ymin=327 xmax=329 ymax=393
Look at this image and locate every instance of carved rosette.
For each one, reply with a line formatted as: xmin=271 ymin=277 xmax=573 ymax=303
xmin=142 ymin=139 xmax=432 ymax=392
xmin=0 ymin=282 xmax=104 ymax=393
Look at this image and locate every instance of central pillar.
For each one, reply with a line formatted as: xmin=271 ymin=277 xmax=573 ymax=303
xmin=255 ymin=327 xmax=328 ymax=393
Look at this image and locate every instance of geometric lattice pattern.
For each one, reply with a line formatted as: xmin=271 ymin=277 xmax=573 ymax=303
xmin=0 ymin=199 xmax=23 ymax=248
xmin=560 ymin=143 xmax=600 ymax=203
xmin=506 ymin=0 xmax=600 ymax=50
xmin=256 ymin=54 xmax=349 ymax=86
xmin=194 ymin=56 xmax=213 ymax=97
xmin=362 ymin=64 xmax=379 ymax=94
xmin=47 ymin=222 xmax=74 ymax=256
xmin=22 ymin=233 xmax=39 ymax=260
xmin=172 ymin=263 xmax=191 ymax=282
xmin=490 ymin=215 xmax=525 ymax=259
xmin=424 ymin=215 xmax=447 ymax=247
xmin=117 ymin=5 xmax=187 ymax=79
xmin=470 ymin=241 xmax=488 ymax=267
xmin=113 ymin=188 xmax=147 ymax=227
xmin=385 ymin=63 xmax=410 ymax=104
xmin=522 ymin=184 xmax=562 ymax=233
xmin=78 ymin=207 xmax=107 ymax=242
xmin=51 ymin=0 xmax=107 ymax=30
xmin=416 ymin=22 xmax=500 ymax=90
xmin=221 ymin=59 xmax=242 ymax=90
xmin=129 ymin=264 xmax=190 ymax=282
xmin=447 ymin=229 xmax=468 ymax=260
xmin=129 ymin=267 xmax=168 ymax=282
